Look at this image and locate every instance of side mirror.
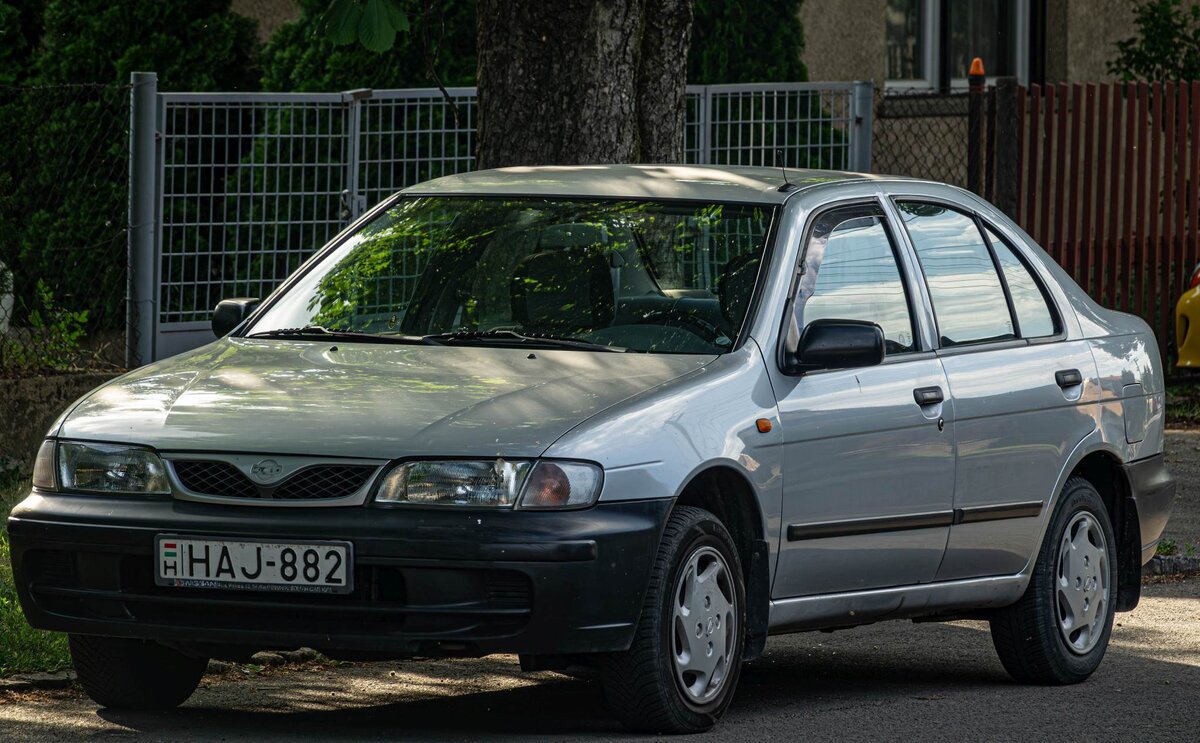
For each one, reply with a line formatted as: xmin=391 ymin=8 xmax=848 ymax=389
xmin=212 ymin=298 xmax=261 ymax=337
xmin=784 ymin=318 xmax=885 ymax=375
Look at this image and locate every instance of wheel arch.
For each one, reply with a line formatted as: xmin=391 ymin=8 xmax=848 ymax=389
xmin=1068 ymin=449 xmax=1143 ymax=612
xmin=672 ymin=464 xmax=771 ymax=661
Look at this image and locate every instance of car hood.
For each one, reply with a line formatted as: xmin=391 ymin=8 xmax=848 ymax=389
xmin=58 ymin=339 xmax=714 ymax=459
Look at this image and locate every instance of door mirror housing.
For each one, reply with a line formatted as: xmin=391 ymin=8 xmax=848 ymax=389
xmin=783 ymin=318 xmax=885 ymax=375
xmin=212 ymin=298 xmax=261 ymax=337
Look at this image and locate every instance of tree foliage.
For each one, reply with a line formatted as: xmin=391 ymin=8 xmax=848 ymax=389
xmin=261 ymin=0 xmax=474 ymax=91
xmin=269 ymin=0 xmax=808 ymax=92
xmin=688 ymin=0 xmax=807 ymax=83
xmin=33 ymin=0 xmax=258 ymax=89
xmin=320 ymin=0 xmax=409 ymax=52
xmin=1108 ymin=0 xmax=1200 ymax=81
xmin=0 ymin=0 xmax=44 ymax=85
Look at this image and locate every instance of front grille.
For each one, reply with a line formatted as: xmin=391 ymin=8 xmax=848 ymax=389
xmin=171 ymin=460 xmax=377 ymax=501
xmin=273 ymin=466 xmax=375 ymax=500
xmin=172 ymin=460 xmax=257 ymax=499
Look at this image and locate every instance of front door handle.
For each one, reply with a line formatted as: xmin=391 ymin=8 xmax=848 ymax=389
xmin=1055 ymin=369 xmax=1083 ymax=388
xmin=913 ymin=386 xmax=944 ymax=406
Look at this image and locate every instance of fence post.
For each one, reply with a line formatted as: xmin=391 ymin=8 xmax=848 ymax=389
xmin=967 ymin=58 xmax=986 ymax=196
xmin=127 ymin=71 xmax=157 ymax=368
xmin=698 ymin=86 xmax=711 ymax=165
xmin=342 ymin=88 xmax=372 ymax=221
xmin=993 ymin=77 xmax=1020 ymax=218
xmin=850 ymin=81 xmax=874 ymax=172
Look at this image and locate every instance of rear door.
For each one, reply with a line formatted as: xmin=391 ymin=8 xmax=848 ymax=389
xmin=770 ymin=200 xmax=956 ymax=598
xmin=892 ymin=200 xmax=1098 ymax=579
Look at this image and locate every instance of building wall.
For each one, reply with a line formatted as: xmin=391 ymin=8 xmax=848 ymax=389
xmin=1043 ymin=0 xmax=1134 ymax=82
xmin=799 ymin=0 xmax=887 ymax=86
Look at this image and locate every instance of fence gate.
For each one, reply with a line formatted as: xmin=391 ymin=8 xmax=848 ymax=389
xmin=128 ymin=73 xmax=873 ymax=363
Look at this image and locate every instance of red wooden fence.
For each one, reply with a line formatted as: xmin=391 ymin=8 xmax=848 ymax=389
xmin=1008 ymin=82 xmax=1200 ymax=363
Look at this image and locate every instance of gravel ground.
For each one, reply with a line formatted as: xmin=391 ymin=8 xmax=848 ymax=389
xmin=1 ymin=436 xmax=1198 ymax=740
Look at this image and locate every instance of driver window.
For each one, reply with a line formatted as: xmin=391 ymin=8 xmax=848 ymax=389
xmin=795 ymin=205 xmax=916 ymax=354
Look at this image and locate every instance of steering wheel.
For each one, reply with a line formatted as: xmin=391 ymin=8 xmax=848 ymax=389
xmin=633 ymin=306 xmax=725 ymax=339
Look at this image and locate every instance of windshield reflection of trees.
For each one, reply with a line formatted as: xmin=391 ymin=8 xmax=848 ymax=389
xmin=297 ymin=197 xmax=768 ymax=353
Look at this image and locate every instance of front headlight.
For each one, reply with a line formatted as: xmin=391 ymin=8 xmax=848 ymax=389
xmin=54 ymin=441 xmax=171 ymax=495
xmin=375 ymin=458 xmax=602 ymax=510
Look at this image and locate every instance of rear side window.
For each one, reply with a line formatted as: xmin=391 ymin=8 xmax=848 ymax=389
xmin=896 ymin=202 xmax=1015 ymax=347
xmin=984 ymin=226 xmax=1058 ymax=338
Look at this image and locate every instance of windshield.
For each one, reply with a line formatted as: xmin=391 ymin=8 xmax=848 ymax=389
xmin=248 ymin=196 xmax=774 ymax=353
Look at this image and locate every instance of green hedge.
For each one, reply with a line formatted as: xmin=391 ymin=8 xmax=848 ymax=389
xmin=0 ymin=0 xmax=259 ymax=343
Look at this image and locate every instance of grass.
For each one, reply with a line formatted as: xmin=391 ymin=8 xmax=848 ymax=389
xmin=1156 ymin=538 xmax=1198 ymax=558
xmin=1166 ymin=383 xmax=1200 ymax=428
xmin=0 ymin=476 xmax=70 ymax=676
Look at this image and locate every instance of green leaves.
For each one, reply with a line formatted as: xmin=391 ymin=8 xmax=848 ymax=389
xmin=1109 ymin=0 xmax=1200 ymax=81
xmin=320 ymin=0 xmax=410 ymax=53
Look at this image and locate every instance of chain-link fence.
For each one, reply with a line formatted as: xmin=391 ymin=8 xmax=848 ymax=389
xmin=0 ymin=83 xmax=131 ymax=377
xmin=872 ymin=89 xmax=969 ymax=188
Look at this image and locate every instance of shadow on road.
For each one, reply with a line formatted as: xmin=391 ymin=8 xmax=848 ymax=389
xmin=4 ymin=583 xmax=1196 ymax=741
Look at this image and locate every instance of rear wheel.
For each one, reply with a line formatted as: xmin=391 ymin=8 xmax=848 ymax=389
xmin=69 ymin=634 xmax=207 ymax=709
xmin=989 ymin=477 xmax=1117 ymax=684
xmin=599 ymin=505 xmax=745 ymax=734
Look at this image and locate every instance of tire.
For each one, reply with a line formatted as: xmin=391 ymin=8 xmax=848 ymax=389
xmin=599 ymin=505 xmax=746 ymax=734
xmin=989 ymin=477 xmax=1118 ymax=684
xmin=69 ymin=634 xmax=207 ymax=709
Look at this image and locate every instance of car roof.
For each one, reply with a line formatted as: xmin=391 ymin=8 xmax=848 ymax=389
xmin=401 ymin=164 xmax=905 ymax=204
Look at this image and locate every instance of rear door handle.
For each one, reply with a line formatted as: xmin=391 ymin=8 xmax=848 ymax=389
xmin=913 ymin=386 xmax=944 ymax=405
xmin=1055 ymin=369 xmax=1083 ymax=388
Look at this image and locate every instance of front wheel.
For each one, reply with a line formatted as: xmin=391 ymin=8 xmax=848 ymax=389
xmin=599 ymin=505 xmax=746 ymax=734
xmin=69 ymin=634 xmax=207 ymax=709
xmin=989 ymin=477 xmax=1117 ymax=684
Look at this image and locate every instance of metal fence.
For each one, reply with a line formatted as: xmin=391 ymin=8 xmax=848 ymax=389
xmin=872 ymin=89 xmax=969 ymax=188
xmin=130 ymin=75 xmax=874 ymax=362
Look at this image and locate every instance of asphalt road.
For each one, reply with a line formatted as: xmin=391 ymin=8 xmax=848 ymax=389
xmin=2 ymin=577 xmax=1197 ymax=741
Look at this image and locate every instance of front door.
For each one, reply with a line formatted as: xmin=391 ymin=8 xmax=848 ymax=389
xmin=771 ymin=202 xmax=955 ymax=598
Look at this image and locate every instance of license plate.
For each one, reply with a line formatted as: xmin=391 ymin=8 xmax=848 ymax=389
xmin=155 ymin=536 xmax=353 ymax=594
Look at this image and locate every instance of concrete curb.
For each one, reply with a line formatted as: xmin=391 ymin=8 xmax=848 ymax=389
xmin=1143 ymin=554 xmax=1200 ymax=576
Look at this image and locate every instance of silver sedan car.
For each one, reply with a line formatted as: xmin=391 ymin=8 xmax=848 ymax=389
xmin=8 ymin=166 xmax=1174 ymax=733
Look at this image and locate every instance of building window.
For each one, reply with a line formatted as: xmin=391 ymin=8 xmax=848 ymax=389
xmin=885 ymin=0 xmax=1030 ymax=89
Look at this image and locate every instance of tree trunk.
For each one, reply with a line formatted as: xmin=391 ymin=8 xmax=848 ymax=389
xmin=476 ymin=0 xmax=693 ymax=169
xmin=635 ymin=0 xmax=693 ymax=163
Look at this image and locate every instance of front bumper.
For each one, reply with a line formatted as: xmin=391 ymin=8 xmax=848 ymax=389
xmin=7 ymin=491 xmax=670 ymax=657
xmin=1122 ymin=454 xmax=1176 ymax=564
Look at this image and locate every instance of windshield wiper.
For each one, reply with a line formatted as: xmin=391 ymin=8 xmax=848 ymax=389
xmin=246 ymin=326 xmax=436 ymax=345
xmin=421 ymin=329 xmax=625 ymax=352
